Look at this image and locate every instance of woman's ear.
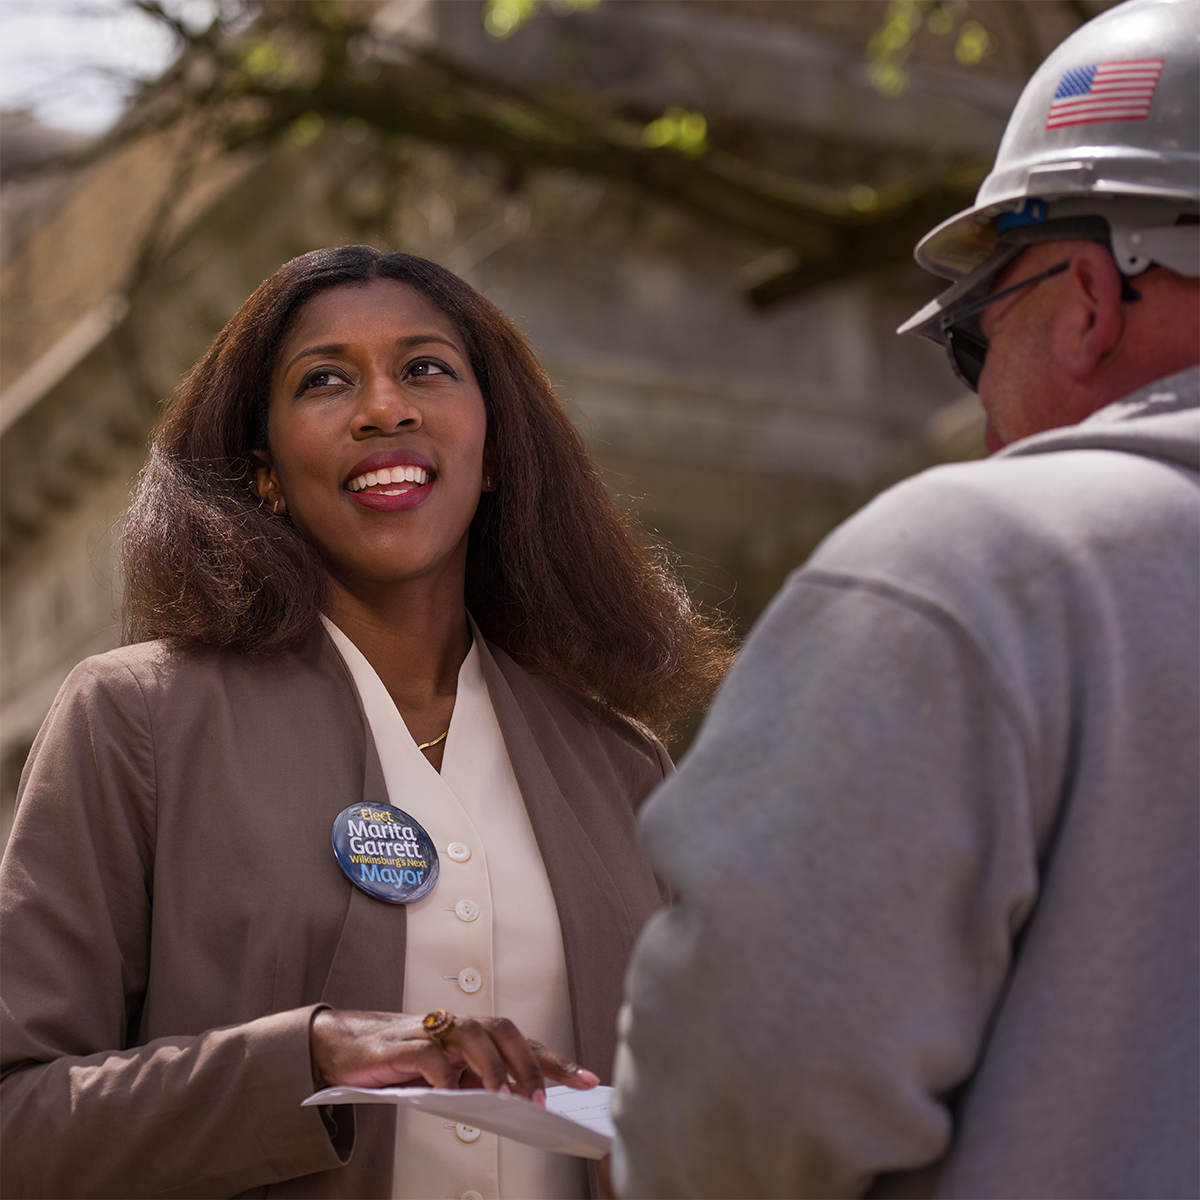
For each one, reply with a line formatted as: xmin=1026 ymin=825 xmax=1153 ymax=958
xmin=252 ymin=449 xmax=281 ymax=508
xmin=481 ymin=437 xmax=498 ymax=492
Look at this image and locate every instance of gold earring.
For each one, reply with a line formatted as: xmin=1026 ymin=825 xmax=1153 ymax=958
xmin=272 ymin=499 xmax=281 ymax=515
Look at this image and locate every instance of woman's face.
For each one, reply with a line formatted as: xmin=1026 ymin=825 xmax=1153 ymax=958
xmin=256 ymin=279 xmax=492 ymax=594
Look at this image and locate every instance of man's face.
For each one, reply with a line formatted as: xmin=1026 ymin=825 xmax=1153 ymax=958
xmin=975 ymin=242 xmax=1076 ymax=453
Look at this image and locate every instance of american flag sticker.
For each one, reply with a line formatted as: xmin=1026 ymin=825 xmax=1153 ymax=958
xmin=1046 ymin=59 xmax=1166 ymax=129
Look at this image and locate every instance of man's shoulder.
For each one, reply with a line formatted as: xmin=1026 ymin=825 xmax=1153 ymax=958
xmin=814 ymin=438 xmax=1193 ymax=574
xmin=794 ymin=439 xmax=1197 ymax=646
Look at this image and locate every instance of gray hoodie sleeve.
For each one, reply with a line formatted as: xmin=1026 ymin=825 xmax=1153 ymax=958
xmin=611 ymin=567 xmax=1040 ymax=1199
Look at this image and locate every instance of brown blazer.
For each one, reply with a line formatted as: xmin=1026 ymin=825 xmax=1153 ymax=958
xmin=0 ymin=628 xmax=671 ymax=1199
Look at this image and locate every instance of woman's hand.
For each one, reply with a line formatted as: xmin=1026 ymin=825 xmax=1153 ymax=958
xmin=309 ymin=1009 xmax=599 ymax=1105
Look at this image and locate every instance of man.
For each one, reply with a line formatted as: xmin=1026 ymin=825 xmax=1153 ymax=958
xmin=611 ymin=1 xmax=1199 ymax=1196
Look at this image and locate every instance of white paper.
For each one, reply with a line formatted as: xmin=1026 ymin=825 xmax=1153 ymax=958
xmin=302 ymin=1083 xmax=614 ymax=1160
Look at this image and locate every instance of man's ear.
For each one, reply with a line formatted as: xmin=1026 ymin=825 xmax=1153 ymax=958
xmin=251 ymin=449 xmax=278 ymax=505
xmin=1061 ymin=243 xmax=1126 ymax=381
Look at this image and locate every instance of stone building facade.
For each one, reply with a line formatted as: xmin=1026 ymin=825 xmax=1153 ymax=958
xmin=1 ymin=0 xmax=1081 ymax=843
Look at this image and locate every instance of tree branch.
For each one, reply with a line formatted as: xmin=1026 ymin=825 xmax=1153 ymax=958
xmin=224 ymin=46 xmax=986 ymax=278
xmin=21 ymin=1 xmax=991 ymax=308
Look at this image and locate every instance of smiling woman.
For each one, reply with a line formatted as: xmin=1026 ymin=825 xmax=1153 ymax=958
xmin=0 ymin=247 xmax=733 ymax=1200
xmin=125 ymin=246 xmax=726 ymax=729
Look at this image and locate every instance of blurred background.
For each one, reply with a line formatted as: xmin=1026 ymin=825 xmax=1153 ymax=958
xmin=0 ymin=0 xmax=1117 ymax=842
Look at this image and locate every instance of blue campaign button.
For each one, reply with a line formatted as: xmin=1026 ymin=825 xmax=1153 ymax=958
xmin=332 ymin=803 xmax=440 ymax=904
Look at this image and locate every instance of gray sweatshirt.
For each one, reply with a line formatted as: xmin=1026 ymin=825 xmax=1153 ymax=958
xmin=613 ymin=369 xmax=1199 ymax=1200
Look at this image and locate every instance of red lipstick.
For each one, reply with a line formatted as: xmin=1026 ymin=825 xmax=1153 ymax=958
xmin=345 ymin=450 xmax=436 ymax=512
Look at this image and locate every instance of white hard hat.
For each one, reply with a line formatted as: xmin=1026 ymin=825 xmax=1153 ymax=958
xmin=899 ymin=0 xmax=1199 ymax=347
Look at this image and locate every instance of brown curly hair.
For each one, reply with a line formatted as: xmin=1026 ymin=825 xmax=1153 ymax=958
xmin=123 ymin=246 xmax=732 ymax=734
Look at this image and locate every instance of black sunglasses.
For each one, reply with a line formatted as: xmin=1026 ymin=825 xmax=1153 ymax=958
xmin=941 ymin=261 xmax=1069 ymax=391
xmin=943 ymin=258 xmax=1144 ymax=391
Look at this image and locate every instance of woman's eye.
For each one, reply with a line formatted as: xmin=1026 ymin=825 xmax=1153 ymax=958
xmin=408 ymin=358 xmax=456 ymax=379
xmin=299 ymin=368 xmax=349 ymax=391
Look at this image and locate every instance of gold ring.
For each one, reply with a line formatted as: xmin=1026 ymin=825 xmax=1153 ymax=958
xmin=422 ymin=1009 xmax=455 ymax=1041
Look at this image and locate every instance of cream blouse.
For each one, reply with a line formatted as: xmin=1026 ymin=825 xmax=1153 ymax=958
xmin=321 ymin=618 xmax=587 ymax=1200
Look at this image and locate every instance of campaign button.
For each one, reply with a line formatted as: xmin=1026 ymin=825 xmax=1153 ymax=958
xmin=331 ymin=803 xmax=439 ymax=904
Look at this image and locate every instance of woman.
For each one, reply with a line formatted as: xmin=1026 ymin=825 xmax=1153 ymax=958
xmin=0 ymin=247 xmax=730 ymax=1199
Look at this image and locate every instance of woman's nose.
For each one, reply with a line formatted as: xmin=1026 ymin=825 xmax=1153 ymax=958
xmin=351 ymin=375 xmax=421 ymax=435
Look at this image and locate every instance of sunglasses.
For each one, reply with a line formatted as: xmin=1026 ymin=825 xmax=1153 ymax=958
xmin=942 ymin=257 xmax=1144 ymax=391
xmin=941 ymin=261 xmax=1069 ymax=391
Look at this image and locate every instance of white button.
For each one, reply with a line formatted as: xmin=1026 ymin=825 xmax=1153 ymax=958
xmin=455 ymin=899 xmax=480 ymax=923
xmin=457 ymin=967 xmax=482 ymax=994
xmin=447 ymin=842 xmax=471 ymax=862
xmin=455 ymin=1122 xmax=481 ymax=1143
xmin=461 ymin=1192 xmax=484 ymax=1200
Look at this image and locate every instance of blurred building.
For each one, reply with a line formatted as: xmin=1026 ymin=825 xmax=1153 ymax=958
xmin=3 ymin=0 xmax=1101 ymax=840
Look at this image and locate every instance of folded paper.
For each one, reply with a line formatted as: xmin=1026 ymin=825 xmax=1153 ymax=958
xmin=303 ymin=1084 xmax=614 ymax=1159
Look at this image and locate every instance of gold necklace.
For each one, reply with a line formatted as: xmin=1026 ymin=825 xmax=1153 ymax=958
xmin=416 ymin=729 xmax=449 ymax=752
